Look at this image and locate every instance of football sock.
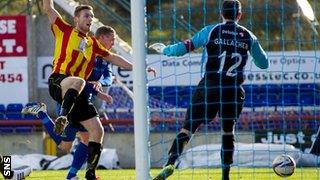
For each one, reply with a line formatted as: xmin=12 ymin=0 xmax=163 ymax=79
xmin=39 ymin=111 xmax=62 ymax=145
xmin=60 ymin=88 xmax=79 ymax=116
xmin=222 ymin=164 xmax=230 ymax=180
xmin=67 ymin=142 xmax=88 ymax=179
xmin=86 ymin=141 xmax=102 ymax=179
xmin=310 ymin=126 xmax=320 ymax=155
xmin=166 ymin=132 xmax=190 ymax=166
xmin=221 ymin=134 xmax=234 ymax=166
xmin=221 ymin=134 xmax=234 ymax=180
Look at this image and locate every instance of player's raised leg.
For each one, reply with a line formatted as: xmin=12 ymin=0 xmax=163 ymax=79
xmin=22 ymin=103 xmax=89 ymax=179
xmin=55 ymin=77 xmax=86 ymax=135
xmin=22 ymin=103 xmax=62 ymax=145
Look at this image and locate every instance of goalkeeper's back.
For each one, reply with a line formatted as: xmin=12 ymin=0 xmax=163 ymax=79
xmin=204 ymin=21 xmax=268 ymax=86
xmin=163 ymin=0 xmax=268 ymax=86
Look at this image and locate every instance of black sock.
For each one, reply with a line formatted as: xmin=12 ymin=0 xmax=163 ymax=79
xmin=86 ymin=141 xmax=102 ymax=179
xmin=222 ymin=165 xmax=230 ymax=180
xmin=221 ymin=134 xmax=234 ymax=180
xmin=221 ymin=134 xmax=234 ymax=166
xmin=166 ymin=132 xmax=190 ymax=166
xmin=60 ymin=88 xmax=79 ymax=116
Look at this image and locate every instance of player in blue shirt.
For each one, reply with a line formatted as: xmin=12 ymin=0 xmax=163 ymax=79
xmin=153 ymin=1 xmax=269 ymax=180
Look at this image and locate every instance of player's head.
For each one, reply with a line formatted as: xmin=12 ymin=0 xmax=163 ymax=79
xmin=73 ymin=5 xmax=94 ymax=33
xmin=221 ymin=0 xmax=242 ymax=22
xmin=95 ymin=26 xmax=116 ymax=50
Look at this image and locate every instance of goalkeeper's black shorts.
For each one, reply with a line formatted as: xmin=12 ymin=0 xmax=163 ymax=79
xmin=48 ymin=73 xmax=99 ymax=128
xmin=182 ymin=78 xmax=244 ymax=133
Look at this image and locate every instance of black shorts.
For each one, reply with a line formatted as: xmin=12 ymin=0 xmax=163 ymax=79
xmin=48 ymin=73 xmax=99 ymax=128
xmin=183 ymin=78 xmax=244 ymax=133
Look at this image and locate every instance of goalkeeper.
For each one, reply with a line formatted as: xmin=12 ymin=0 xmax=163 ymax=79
xmin=152 ymin=0 xmax=269 ymax=180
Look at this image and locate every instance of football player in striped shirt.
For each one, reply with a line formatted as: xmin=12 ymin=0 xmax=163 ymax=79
xmin=43 ymin=1 xmax=132 ymax=179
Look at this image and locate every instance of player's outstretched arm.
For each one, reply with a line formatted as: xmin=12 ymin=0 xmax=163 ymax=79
xmin=250 ymin=35 xmax=269 ymax=69
xmin=105 ymin=54 xmax=133 ymax=70
xmin=103 ymin=54 xmax=157 ymax=76
xmin=43 ymin=0 xmax=61 ymax=24
xmin=150 ymin=25 xmax=213 ymax=57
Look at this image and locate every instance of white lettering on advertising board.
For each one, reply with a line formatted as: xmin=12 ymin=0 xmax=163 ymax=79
xmin=38 ymin=51 xmax=320 ymax=88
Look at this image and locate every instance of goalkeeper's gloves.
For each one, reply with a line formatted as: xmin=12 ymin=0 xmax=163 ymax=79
xmin=149 ymin=43 xmax=166 ymax=54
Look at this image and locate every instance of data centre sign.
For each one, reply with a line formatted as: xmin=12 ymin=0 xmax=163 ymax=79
xmin=147 ymin=51 xmax=320 ymax=86
xmin=0 ymin=16 xmax=28 ymax=105
xmin=38 ymin=51 xmax=320 ymax=87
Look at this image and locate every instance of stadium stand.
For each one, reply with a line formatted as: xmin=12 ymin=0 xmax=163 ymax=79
xmin=100 ymin=83 xmax=320 ymax=132
xmin=6 ymin=103 xmax=24 ymax=119
xmin=0 ymin=104 xmax=5 ymax=119
xmin=0 ymin=83 xmax=319 ymax=133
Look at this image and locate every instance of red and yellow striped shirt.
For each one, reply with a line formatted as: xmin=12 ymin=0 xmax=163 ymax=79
xmin=51 ymin=16 xmax=111 ymax=80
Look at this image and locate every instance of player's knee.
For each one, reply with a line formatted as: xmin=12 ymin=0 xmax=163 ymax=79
xmin=71 ymin=78 xmax=86 ymax=91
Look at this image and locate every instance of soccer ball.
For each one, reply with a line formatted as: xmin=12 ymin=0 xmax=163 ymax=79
xmin=272 ymin=154 xmax=296 ymax=177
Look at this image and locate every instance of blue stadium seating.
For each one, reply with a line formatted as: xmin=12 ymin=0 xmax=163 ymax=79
xmin=147 ymin=84 xmax=319 ymax=108
xmin=6 ymin=103 xmax=23 ymax=119
xmin=300 ymin=93 xmax=316 ymax=106
xmin=148 ymin=87 xmax=161 ymax=96
xmin=0 ymin=127 xmax=13 ymax=133
xmin=260 ymin=84 xmax=281 ymax=93
xmin=281 ymin=93 xmax=299 ymax=106
xmin=299 ymin=83 xmax=318 ymax=92
xmin=0 ymin=104 xmax=5 ymax=119
xmin=244 ymin=93 xmax=259 ymax=107
xmin=15 ymin=127 xmax=33 ymax=133
xmin=258 ymin=93 xmax=280 ymax=107
xmin=281 ymin=84 xmax=299 ymax=93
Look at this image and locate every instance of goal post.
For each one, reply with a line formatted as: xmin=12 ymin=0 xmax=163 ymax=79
xmin=131 ymin=0 xmax=150 ymax=180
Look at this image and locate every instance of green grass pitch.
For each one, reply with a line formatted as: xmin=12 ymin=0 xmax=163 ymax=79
xmin=7 ymin=168 xmax=319 ymax=180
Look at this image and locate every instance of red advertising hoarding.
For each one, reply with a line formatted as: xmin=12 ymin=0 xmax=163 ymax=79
xmin=0 ymin=16 xmax=27 ymax=57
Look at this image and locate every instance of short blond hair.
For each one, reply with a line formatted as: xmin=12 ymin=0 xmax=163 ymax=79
xmin=95 ymin=26 xmax=115 ymax=37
